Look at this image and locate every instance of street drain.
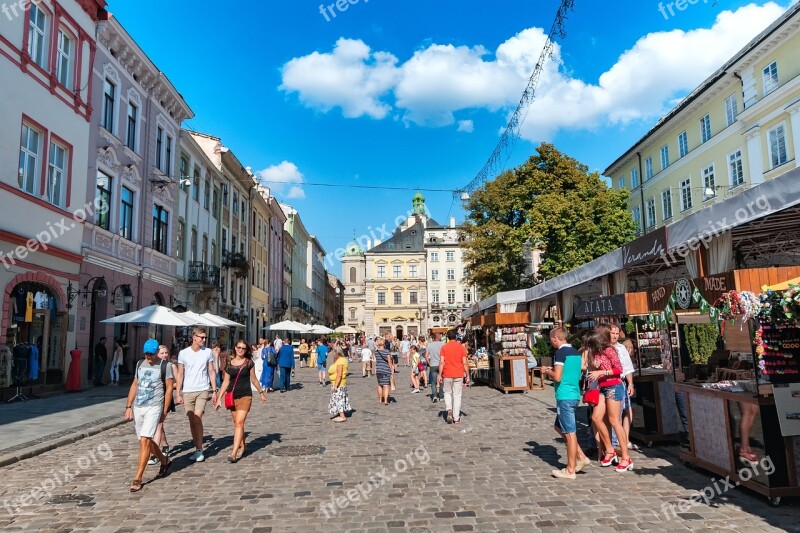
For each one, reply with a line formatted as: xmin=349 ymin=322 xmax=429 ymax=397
xmin=270 ymin=445 xmax=325 ymax=457
xmin=48 ymin=494 xmax=94 ymax=505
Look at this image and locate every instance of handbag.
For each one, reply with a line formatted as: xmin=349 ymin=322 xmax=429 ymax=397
xmin=224 ymin=363 xmax=246 ymax=409
xmin=581 ymin=371 xmax=600 ymax=406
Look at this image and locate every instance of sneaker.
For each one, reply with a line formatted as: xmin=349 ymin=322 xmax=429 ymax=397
xmin=446 ymin=410 xmax=454 ymax=424
xmin=551 ymin=468 xmax=576 ymax=480
xmin=575 ymin=456 xmax=592 ymax=473
xmin=162 ymin=446 xmax=170 ymax=457
xmin=411 ymin=389 xmax=420 ymax=394
xmin=147 ymin=456 xmax=158 ymax=466
xmin=189 ymin=450 xmax=205 ymax=462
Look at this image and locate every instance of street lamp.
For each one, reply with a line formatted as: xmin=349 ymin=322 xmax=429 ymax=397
xmin=66 ymin=276 xmax=106 ymax=309
xmin=109 ymin=284 xmax=134 ymax=305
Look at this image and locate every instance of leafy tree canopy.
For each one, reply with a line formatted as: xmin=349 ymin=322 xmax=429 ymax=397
xmin=462 ymin=143 xmax=636 ymax=296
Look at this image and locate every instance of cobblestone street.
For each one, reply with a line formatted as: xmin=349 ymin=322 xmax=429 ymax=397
xmin=0 ymin=366 xmax=797 ymax=532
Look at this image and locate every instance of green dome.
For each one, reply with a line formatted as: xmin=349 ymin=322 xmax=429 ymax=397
xmin=344 ymin=242 xmax=364 ymax=256
xmin=412 ymin=191 xmax=426 ymax=215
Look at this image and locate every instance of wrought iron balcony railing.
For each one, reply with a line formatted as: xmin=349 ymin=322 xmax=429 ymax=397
xmin=188 ymin=261 xmax=221 ymax=287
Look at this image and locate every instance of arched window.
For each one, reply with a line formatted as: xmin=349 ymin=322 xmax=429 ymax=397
xmin=349 ymin=267 xmax=356 ymax=283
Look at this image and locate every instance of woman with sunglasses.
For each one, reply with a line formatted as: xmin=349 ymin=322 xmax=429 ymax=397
xmin=214 ymin=341 xmax=266 ymax=462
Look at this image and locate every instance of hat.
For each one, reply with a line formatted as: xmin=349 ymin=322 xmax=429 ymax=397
xmin=143 ymin=339 xmax=159 ymax=354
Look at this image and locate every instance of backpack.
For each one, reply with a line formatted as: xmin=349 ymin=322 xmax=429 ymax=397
xmin=264 ymin=346 xmax=278 ymax=367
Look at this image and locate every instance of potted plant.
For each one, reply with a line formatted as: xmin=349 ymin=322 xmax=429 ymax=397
xmin=684 ymin=323 xmax=719 ymax=365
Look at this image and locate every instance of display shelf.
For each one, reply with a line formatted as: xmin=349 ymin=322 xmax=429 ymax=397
xmin=756 ymin=323 xmax=800 ymax=384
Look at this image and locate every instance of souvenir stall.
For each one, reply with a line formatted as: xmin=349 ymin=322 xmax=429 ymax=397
xmin=674 ymin=278 xmax=800 ymax=506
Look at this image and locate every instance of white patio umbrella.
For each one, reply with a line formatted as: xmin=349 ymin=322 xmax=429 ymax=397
xmin=334 ymin=325 xmax=358 ymax=334
xmin=265 ymin=320 xmax=310 ymax=332
xmin=176 ymin=311 xmax=222 ymax=327
xmin=307 ymin=324 xmax=334 ymax=334
xmin=100 ymin=305 xmax=195 ymax=326
xmin=200 ymin=312 xmax=244 ymax=327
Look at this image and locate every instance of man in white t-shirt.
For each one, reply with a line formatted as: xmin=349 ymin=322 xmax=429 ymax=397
xmin=611 ymin=324 xmax=636 ymax=451
xmin=400 ymin=336 xmax=411 ymax=367
xmin=361 ymin=346 xmax=373 ymax=378
xmin=175 ymin=327 xmax=217 ymax=462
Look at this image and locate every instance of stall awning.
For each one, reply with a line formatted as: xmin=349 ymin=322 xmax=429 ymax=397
xmin=524 ymin=249 xmax=623 ymax=304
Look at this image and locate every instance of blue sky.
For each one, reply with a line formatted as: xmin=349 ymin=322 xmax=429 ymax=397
xmin=111 ymin=0 xmax=792 ymax=275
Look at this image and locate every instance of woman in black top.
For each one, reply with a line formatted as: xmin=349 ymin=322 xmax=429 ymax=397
xmin=215 ymin=340 xmax=266 ymax=462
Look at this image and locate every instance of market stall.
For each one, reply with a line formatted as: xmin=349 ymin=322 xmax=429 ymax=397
xmin=675 ymin=281 xmax=800 ymax=506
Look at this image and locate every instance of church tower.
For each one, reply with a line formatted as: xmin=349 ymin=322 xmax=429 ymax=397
xmin=341 ymin=241 xmax=366 ymax=332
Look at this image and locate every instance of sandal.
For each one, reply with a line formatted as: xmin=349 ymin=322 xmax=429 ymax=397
xmin=333 ymin=417 xmax=347 ymax=423
xmin=155 ymin=460 xmax=172 ymax=479
xmin=236 ymin=444 xmax=245 ymax=460
xmin=228 ymin=454 xmax=238 ymax=463
xmin=129 ymin=479 xmax=143 ymax=492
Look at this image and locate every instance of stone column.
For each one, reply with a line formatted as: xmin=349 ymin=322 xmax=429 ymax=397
xmin=745 ymin=126 xmax=763 ymax=186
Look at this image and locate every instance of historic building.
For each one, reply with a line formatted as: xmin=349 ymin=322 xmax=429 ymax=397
xmin=606 ymin=3 xmax=800 ymax=234
xmin=424 ymin=213 xmax=476 ymax=333
xmin=282 ymin=203 xmax=312 ymax=323
xmin=78 ymin=14 xmax=193 ymax=380
xmin=324 ymin=272 xmax=345 ymax=328
xmin=172 ymin=129 xmax=224 ymax=326
xmin=341 ymin=241 xmax=366 ymax=333
xmin=0 ymin=0 xmax=107 ymax=395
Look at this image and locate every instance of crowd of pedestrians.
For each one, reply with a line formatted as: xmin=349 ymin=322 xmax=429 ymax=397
xmin=124 ymin=322 xmax=641 ymax=492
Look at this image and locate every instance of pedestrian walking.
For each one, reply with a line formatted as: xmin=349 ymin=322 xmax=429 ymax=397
xmin=316 ymin=338 xmax=329 ymax=386
xmin=299 ymin=339 xmax=309 ymax=368
xmin=277 ymin=337 xmax=295 ymax=393
xmin=409 ymin=345 xmax=422 ymax=393
xmin=400 ymin=335 xmax=411 ymax=367
xmin=426 ymin=333 xmax=444 ymax=403
xmin=109 ymin=338 xmax=123 ymax=385
xmin=174 ymin=327 xmax=218 ymax=462
xmin=93 ymin=336 xmax=108 ymax=386
xmin=214 ymin=340 xmax=266 ymax=462
xmin=586 ymin=327 xmax=633 ymax=472
xmin=124 ymin=339 xmax=173 ymax=492
xmin=373 ymin=337 xmax=393 ymax=405
xmin=211 ymin=340 xmax=223 ymax=390
xmin=361 ymin=344 xmax=373 ymax=377
xmin=542 ymin=328 xmax=591 ymax=479
xmin=438 ymin=330 xmax=469 ymax=424
xmin=152 ymin=344 xmax=177 ymax=462
xmin=261 ymin=339 xmax=278 ymax=392
xmin=328 ymin=347 xmax=351 ymax=422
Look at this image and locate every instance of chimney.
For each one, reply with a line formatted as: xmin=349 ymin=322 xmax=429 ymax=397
xmin=449 ymin=217 xmax=456 ymax=228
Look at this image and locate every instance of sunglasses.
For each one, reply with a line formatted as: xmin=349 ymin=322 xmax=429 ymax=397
xmin=195 ymin=335 xmax=207 ymax=340
xmin=235 ymin=346 xmax=248 ymax=350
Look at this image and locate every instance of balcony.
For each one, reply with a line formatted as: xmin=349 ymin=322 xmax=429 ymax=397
xmin=188 ymin=262 xmax=221 ymax=287
xmin=222 ymin=249 xmax=249 ymax=278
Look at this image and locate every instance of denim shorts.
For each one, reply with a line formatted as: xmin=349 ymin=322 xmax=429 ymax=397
xmin=554 ymin=399 xmax=580 ymax=434
xmin=601 ymin=383 xmax=627 ymax=402
xmin=621 ymin=390 xmax=632 ymax=410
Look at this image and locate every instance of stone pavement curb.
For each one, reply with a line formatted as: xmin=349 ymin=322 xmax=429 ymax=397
xmin=0 ymin=417 xmax=130 ymax=468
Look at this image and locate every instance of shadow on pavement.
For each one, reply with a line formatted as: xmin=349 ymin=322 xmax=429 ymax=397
xmin=523 ymin=440 xmax=562 ymax=469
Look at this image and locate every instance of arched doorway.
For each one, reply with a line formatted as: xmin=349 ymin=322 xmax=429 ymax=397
xmin=395 ymin=326 xmax=403 ymax=340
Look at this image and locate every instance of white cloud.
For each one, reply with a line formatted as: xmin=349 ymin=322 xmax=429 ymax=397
xmin=457 ymin=120 xmax=474 ymax=133
xmin=257 ymin=161 xmax=306 ymax=200
xmin=279 ymin=38 xmax=399 ymax=119
xmin=279 ymin=2 xmax=790 ymax=139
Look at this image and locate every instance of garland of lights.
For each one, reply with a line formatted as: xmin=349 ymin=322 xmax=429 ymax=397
xmin=454 ymin=0 xmax=576 ymax=198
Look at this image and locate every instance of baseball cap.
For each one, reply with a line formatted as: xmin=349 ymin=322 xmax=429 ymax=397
xmin=143 ymin=339 xmax=159 ymax=354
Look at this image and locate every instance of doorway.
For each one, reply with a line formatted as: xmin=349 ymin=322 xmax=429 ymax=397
xmin=396 ymin=326 xmax=403 ymax=340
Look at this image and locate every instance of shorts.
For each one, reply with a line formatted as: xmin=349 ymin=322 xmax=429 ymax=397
xmin=554 ymin=399 xmax=579 ymax=435
xmin=183 ymin=390 xmax=211 ymax=414
xmin=601 ymin=383 xmax=627 ymax=402
xmin=376 ymin=373 xmax=391 ymax=386
xmin=134 ymin=404 xmax=161 ymax=439
xmin=231 ymin=395 xmax=252 ymax=412
xmin=318 ymin=364 xmax=327 ymax=372
xmin=300 ymin=354 xmax=309 ymax=362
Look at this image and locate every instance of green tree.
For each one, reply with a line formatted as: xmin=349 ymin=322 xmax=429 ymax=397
xmin=462 ymin=143 xmax=636 ymax=295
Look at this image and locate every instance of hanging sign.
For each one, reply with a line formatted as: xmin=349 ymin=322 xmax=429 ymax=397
xmin=693 ymin=271 xmax=735 ymax=307
xmin=622 ymin=227 xmax=668 ymax=268
xmin=574 ymin=294 xmax=627 ymax=319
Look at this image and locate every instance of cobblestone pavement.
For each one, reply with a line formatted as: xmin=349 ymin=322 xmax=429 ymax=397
xmin=0 ymin=365 xmax=797 ymax=532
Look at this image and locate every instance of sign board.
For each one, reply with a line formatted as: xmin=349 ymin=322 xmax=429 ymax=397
xmin=772 ymin=383 xmax=800 ymax=437
xmin=622 ymin=227 xmax=668 ymax=268
xmin=693 ymin=271 xmax=735 ymax=307
xmin=648 ymin=282 xmax=676 ymax=312
xmin=574 ymin=294 xmax=627 ymax=318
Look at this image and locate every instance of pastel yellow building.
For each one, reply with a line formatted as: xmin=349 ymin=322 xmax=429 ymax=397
xmin=605 ymin=4 xmax=800 ymax=234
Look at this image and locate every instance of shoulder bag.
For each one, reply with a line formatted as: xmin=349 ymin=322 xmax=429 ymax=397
xmin=224 ymin=363 xmax=246 ymax=410
xmin=582 ymin=370 xmax=600 ymax=406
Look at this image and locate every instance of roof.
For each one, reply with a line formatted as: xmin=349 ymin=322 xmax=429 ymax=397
xmin=369 ymin=220 xmax=426 ymax=254
xmin=425 ymin=218 xmax=444 ymax=229
xmin=603 ymin=2 xmax=800 ymax=176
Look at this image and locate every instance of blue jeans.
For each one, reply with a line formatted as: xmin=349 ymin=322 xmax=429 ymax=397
xmin=429 ymin=366 xmax=442 ymax=398
xmin=94 ymin=360 xmax=105 ymax=385
xmin=279 ymin=367 xmax=292 ymax=391
xmin=262 ymin=364 xmax=276 ymax=390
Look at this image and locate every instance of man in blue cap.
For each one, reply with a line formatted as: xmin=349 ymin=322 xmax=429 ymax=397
xmin=124 ymin=339 xmax=174 ymax=492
